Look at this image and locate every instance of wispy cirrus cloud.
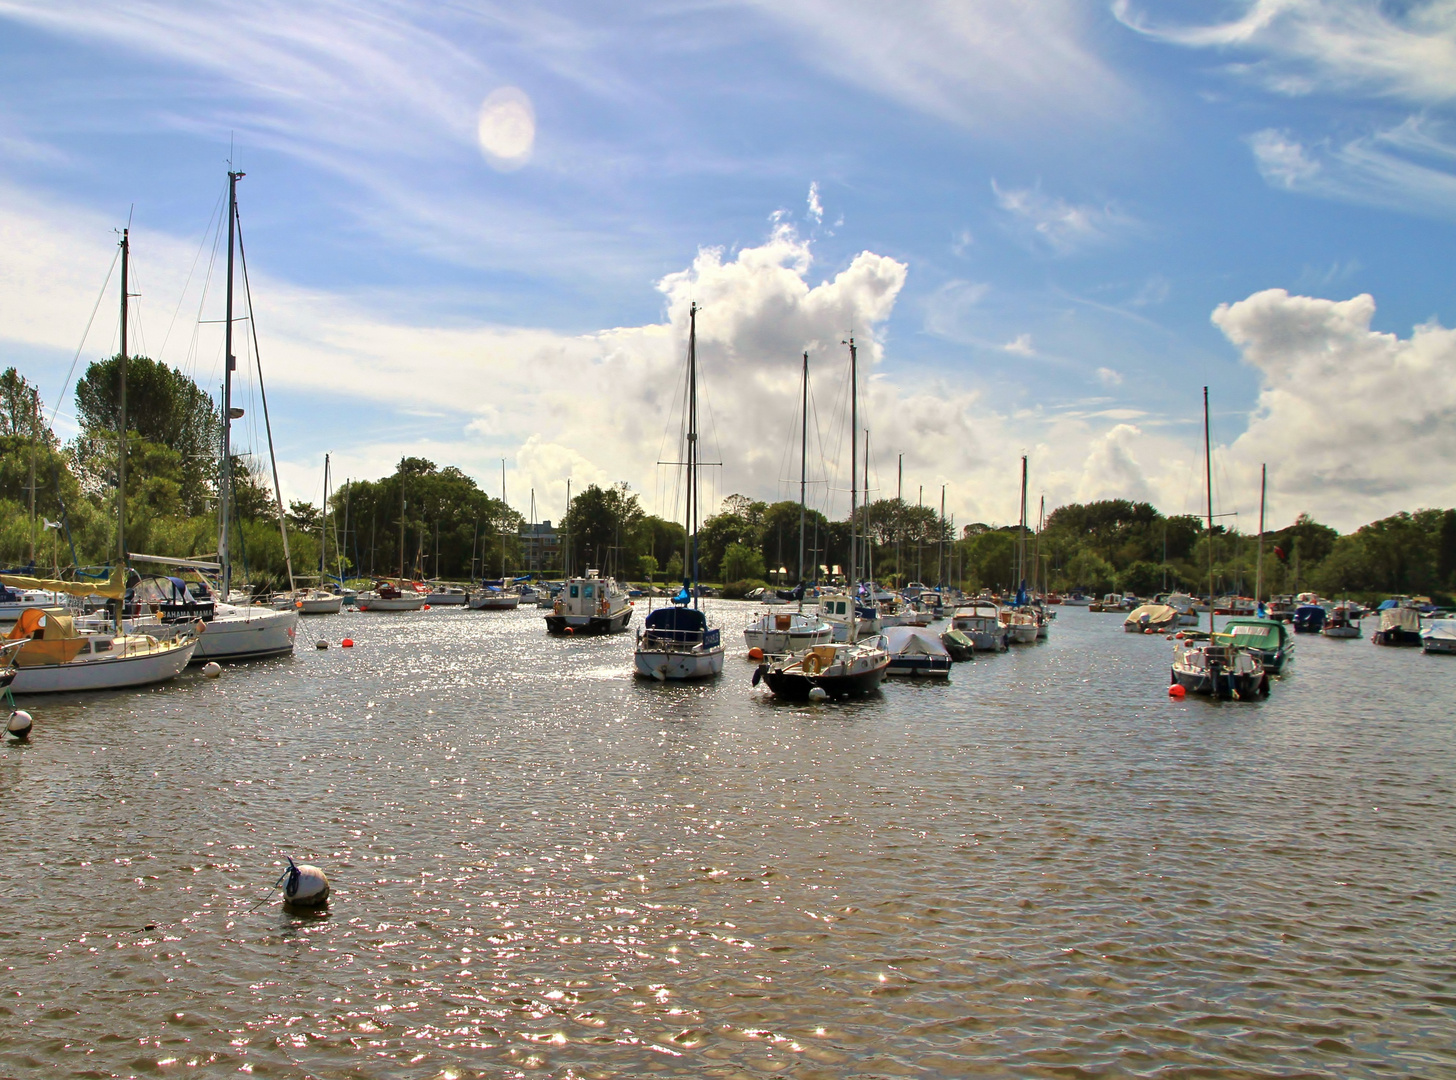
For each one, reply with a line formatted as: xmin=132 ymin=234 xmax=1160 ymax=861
xmin=746 ymin=0 xmax=1136 ymax=132
xmin=1113 ymin=0 xmax=1456 ymax=105
xmin=992 ymin=181 xmax=1136 ymax=254
xmin=1249 ymin=116 xmax=1456 ymax=221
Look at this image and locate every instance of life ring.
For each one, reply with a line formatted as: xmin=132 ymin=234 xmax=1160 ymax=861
xmin=802 ymin=653 xmax=824 ymax=676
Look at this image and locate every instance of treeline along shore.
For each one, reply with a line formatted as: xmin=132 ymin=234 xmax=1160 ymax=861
xmin=1 ymin=358 xmax=1452 ymax=604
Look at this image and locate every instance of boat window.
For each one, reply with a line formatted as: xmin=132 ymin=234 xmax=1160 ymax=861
xmin=584 ymin=584 xmax=595 ymax=598
xmin=570 ymin=585 xmax=579 ymax=598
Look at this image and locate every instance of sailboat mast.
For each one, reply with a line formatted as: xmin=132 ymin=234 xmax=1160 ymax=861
xmin=863 ymin=428 xmax=871 ymax=587
xmin=1035 ymin=495 xmax=1044 ymax=598
xmin=320 ymin=454 xmax=330 ymax=579
xmin=1018 ymin=455 xmax=1028 ymax=594
xmin=398 ymin=457 xmax=406 ymax=582
xmin=940 ymin=485 xmax=947 ymax=589
xmin=847 ymin=335 xmax=858 ymax=589
xmin=896 ymin=453 xmax=902 ymax=589
xmin=117 ymin=227 xmax=129 ymax=572
xmin=501 ymin=458 xmax=507 ymax=579
xmin=220 ymin=171 xmax=242 ymax=597
xmin=564 ymin=479 xmax=571 ymax=578
xmin=798 ymin=351 xmax=807 ymax=588
xmin=1255 ymin=463 xmax=1266 ymax=607
xmin=1204 ymin=386 xmax=1215 ymax=634
xmin=688 ymin=303 xmax=699 ymax=603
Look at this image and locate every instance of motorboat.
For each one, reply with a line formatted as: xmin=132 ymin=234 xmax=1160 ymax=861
xmin=426 ymin=584 xmax=469 ymax=606
xmin=1420 ymin=618 xmax=1456 ymax=654
xmin=940 ymin=628 xmax=976 ymax=661
xmin=1163 ymin=593 xmax=1201 ymax=626
xmin=744 ymin=609 xmax=833 ymax=654
xmin=1000 ymin=606 xmax=1039 ymax=645
xmin=3 ymin=607 xmax=198 ymax=693
xmin=1061 ymin=592 xmax=1092 ymax=606
xmin=1124 ymin=603 xmax=1178 ymax=633
xmin=272 ymin=587 xmax=343 ymax=614
xmin=357 ymin=581 xmax=427 ymax=612
xmin=1216 ymin=617 xmax=1294 ymax=675
xmin=882 ymin=626 xmax=952 ymax=678
xmin=816 ymin=591 xmax=879 ymax=642
xmin=753 ymin=637 xmax=890 ymax=701
xmin=1372 ymin=604 xmax=1422 ymax=646
xmin=896 ymin=599 xmax=934 ymax=628
xmin=1322 ymin=602 xmax=1362 ymax=638
xmin=950 ymin=601 xmax=1007 ymax=651
xmin=1088 ymin=593 xmax=1132 ymax=612
xmin=545 ymin=570 xmax=632 ymax=635
xmin=1171 ymin=636 xmax=1269 ymax=700
xmin=0 ymin=582 xmax=69 ymax=622
xmin=1292 ymin=604 xmax=1326 ymax=633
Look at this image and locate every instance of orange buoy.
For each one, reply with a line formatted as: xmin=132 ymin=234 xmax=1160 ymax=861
xmin=1144 ymin=628 xmax=1155 ymax=635
xmin=1174 ymin=632 xmax=1185 ymax=639
xmin=422 ymin=604 xmax=431 ymax=610
xmin=341 ymin=638 xmax=355 ymax=648
xmin=747 ymin=647 xmax=764 ymax=660
xmin=1168 ymin=684 xmax=1186 ymax=699
xmin=1165 ymin=634 xmax=1174 ymax=640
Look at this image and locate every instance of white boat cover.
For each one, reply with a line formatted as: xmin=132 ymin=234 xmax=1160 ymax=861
xmin=882 ymin=626 xmax=950 ymax=658
xmin=1379 ymin=607 xmax=1422 ymax=634
xmin=1124 ymin=604 xmax=1176 ymax=628
xmin=1422 ymin=619 xmax=1456 ymax=641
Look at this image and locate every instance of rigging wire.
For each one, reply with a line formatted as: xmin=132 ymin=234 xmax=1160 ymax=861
xmin=158 ymin=188 xmax=227 ymax=366
xmin=49 ymin=245 xmax=121 ymax=431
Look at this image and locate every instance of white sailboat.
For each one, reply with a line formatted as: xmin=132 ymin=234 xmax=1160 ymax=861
xmin=129 ymin=171 xmax=299 ymax=661
xmin=635 ymin=302 xmax=725 ymax=680
xmin=2 ymin=606 xmax=197 ymax=694
xmin=744 ymin=351 xmax=830 ymax=655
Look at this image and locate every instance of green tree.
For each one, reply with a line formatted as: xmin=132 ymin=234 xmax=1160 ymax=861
xmin=562 ymin=482 xmax=642 ymax=578
xmin=721 ymin=542 xmax=766 ymax=583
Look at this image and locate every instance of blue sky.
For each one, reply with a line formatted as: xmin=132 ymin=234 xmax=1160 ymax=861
xmin=1 ymin=1 xmax=1454 ymax=531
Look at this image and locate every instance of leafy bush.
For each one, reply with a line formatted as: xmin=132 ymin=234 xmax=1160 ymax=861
xmin=721 ymin=578 xmax=768 ymax=599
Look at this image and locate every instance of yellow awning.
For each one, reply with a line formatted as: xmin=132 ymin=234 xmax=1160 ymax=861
xmin=0 ymin=565 xmax=125 ymax=600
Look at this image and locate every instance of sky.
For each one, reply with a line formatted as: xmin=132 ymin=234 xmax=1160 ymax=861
xmin=1 ymin=0 xmax=1454 ymax=534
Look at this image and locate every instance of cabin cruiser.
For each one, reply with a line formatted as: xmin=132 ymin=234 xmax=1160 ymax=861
xmin=1000 ymin=606 xmax=1039 ymax=644
xmin=425 ymin=584 xmax=469 ymax=605
xmin=950 ymin=600 xmax=1008 ymax=651
xmin=1217 ymin=617 xmax=1294 ymax=675
xmin=1373 ymin=603 xmax=1423 ymax=646
xmin=1420 ymin=618 xmax=1456 ymax=654
xmin=545 ymin=570 xmax=632 ymax=635
xmin=816 ymin=590 xmax=880 ymax=642
xmin=468 ymin=582 xmax=521 ymax=610
xmin=1322 ymin=602 xmax=1361 ymax=638
xmin=357 ymin=580 xmax=427 ymax=612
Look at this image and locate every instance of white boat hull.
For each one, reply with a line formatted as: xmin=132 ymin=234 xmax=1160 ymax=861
xmin=9 ymin=637 xmax=197 ymax=694
xmin=358 ymin=596 xmax=426 ymax=611
xmin=1005 ymin=623 xmax=1039 ymax=645
xmin=192 ymin=607 xmax=299 ymax=661
xmin=634 ymin=644 xmax=725 ymax=680
xmin=299 ymin=596 xmax=343 ymax=614
xmin=469 ymin=593 xmax=521 ymax=610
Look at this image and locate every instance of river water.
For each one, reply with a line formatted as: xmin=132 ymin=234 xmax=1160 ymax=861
xmin=1 ymin=602 xmax=1452 ymax=1078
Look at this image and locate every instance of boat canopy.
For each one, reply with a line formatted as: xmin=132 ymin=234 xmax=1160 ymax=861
xmin=645 ymin=606 xmax=706 ymax=633
xmin=0 ymin=565 xmax=125 ymax=600
xmin=1378 ymin=607 xmax=1421 ymax=633
xmin=1423 ymin=619 xmax=1456 ymax=641
xmin=1217 ymin=618 xmax=1289 ymax=651
xmin=1124 ymin=604 xmax=1175 ymax=627
xmin=882 ymin=626 xmax=950 ymax=657
xmin=6 ymin=607 xmax=77 ymax=641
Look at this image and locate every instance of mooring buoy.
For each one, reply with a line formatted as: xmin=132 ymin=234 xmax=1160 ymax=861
xmin=6 ymin=710 xmax=33 ymax=739
xmin=202 ymin=661 xmax=222 ymax=678
xmin=282 ymin=858 xmax=330 ymax=908
xmin=808 ymin=686 xmax=829 ymax=702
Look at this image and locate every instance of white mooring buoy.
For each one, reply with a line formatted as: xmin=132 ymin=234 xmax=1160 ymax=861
xmin=282 ymin=859 xmax=330 ymax=908
xmin=808 ymin=686 xmax=829 ymax=703
xmin=315 ymin=639 xmax=328 ymax=650
xmin=7 ymin=710 xmax=33 ymax=738
xmin=202 ymin=661 xmax=222 ymax=678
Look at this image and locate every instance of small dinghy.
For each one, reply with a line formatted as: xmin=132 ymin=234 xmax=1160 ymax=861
xmin=940 ymin=628 xmax=975 ymax=662
xmin=882 ymin=626 xmax=951 ymax=678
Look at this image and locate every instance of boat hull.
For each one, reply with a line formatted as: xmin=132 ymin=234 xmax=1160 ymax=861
xmin=10 ymin=638 xmax=197 ymax=694
xmin=1322 ymin=625 xmax=1360 ymax=638
xmin=546 ymin=609 xmax=633 ymax=635
xmin=633 ymin=645 xmax=725 ymax=680
xmin=299 ymin=596 xmax=343 ymax=614
xmin=743 ymin=625 xmax=834 ymax=654
xmin=192 ymin=608 xmax=299 ymax=662
xmin=358 ymin=597 xmax=426 ymax=611
xmin=761 ymin=658 xmax=888 ymax=701
xmin=1372 ymin=628 xmax=1422 ymax=646
xmin=885 ymin=655 xmax=951 ymax=678
xmin=468 ymin=594 xmax=521 ymax=610
xmin=1421 ymin=635 xmax=1456 ymax=654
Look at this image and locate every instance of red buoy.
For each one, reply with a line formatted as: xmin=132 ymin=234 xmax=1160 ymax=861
xmin=1168 ymin=684 xmax=1186 ymax=699
xmin=748 ymin=647 xmax=764 ymax=660
xmin=341 ymin=638 xmax=355 ymax=648
xmin=422 ymin=604 xmax=431 ymax=610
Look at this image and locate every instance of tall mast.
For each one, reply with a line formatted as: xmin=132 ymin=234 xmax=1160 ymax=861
xmin=863 ymin=429 xmax=872 ymax=588
xmin=564 ymin=479 xmax=571 ymax=577
xmin=117 ymin=227 xmax=129 ymax=574
xmin=687 ymin=303 xmax=700 ymax=603
xmin=846 ymin=335 xmax=858 ymax=589
xmin=27 ymin=389 xmax=37 ymax=566
xmin=940 ymin=485 xmax=947 ymax=589
xmin=896 ymin=453 xmax=902 ymax=589
xmin=1204 ymin=386 xmax=1215 ymax=634
xmin=220 ymin=170 xmax=243 ymax=597
xmin=501 ymin=458 xmax=508 ymax=579
xmin=398 ymin=457 xmax=406 ymax=582
xmin=1018 ymin=455 xmax=1028 ymax=597
xmin=798 ymin=351 xmax=807 ymax=590
xmin=1035 ymin=495 xmax=1044 ymax=597
xmin=1255 ymin=463 xmax=1266 ymax=607
xmin=320 ymin=454 xmax=330 ymax=580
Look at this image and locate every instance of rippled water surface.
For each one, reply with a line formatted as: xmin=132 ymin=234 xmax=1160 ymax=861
xmin=2 ymin=602 xmax=1453 ymax=1078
